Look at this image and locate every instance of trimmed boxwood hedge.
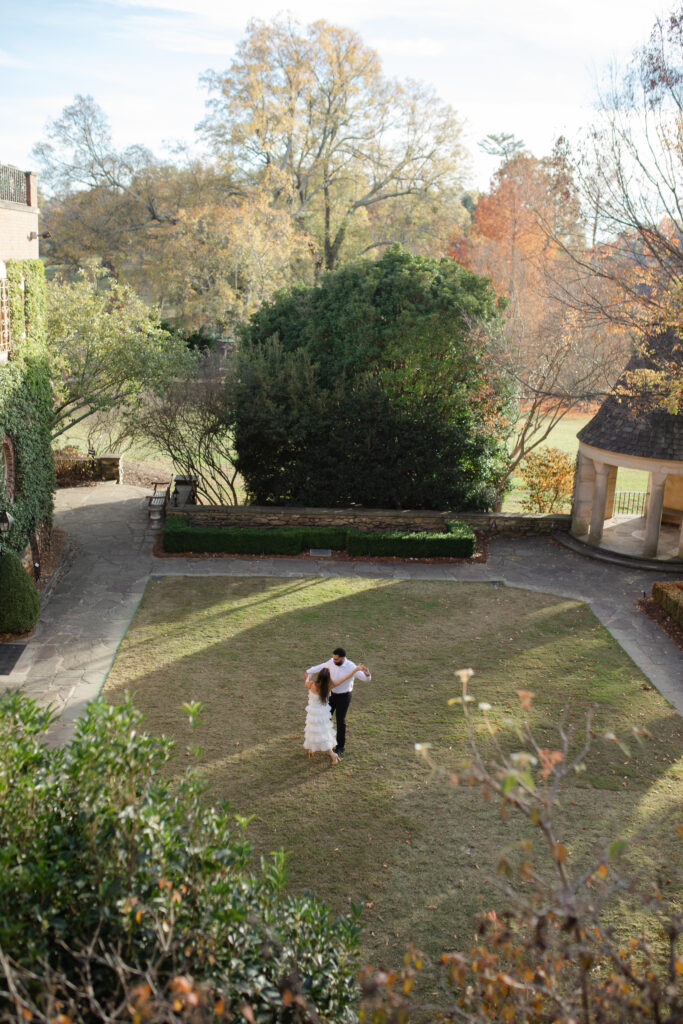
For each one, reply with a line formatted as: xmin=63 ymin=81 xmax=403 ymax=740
xmin=345 ymin=520 xmax=475 ymax=558
xmin=0 ymin=550 xmax=41 ymax=633
xmin=163 ymin=518 xmax=349 ymax=555
xmin=162 ymin=515 xmax=476 ymax=559
xmin=652 ymin=580 xmax=683 ymax=628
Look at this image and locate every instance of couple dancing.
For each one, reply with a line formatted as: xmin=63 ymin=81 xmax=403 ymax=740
xmin=303 ymin=647 xmax=371 ymax=765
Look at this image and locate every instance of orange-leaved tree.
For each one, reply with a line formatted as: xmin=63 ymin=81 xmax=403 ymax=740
xmin=518 ymin=447 xmax=575 ymax=513
xmin=450 ymin=145 xmax=628 ymax=508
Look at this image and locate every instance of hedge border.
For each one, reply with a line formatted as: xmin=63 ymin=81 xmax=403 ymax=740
xmin=162 ymin=517 xmax=476 ymax=559
xmin=652 ymin=580 xmax=683 ymax=629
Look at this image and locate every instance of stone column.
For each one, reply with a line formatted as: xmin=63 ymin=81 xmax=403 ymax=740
xmin=604 ymin=466 xmax=618 ymax=518
xmin=643 ymin=472 xmax=668 ymax=558
xmin=588 ymin=461 xmax=610 ymax=544
xmin=571 ymin=450 xmax=595 ymax=537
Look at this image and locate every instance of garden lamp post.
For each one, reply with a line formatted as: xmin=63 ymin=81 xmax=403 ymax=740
xmin=0 ymin=509 xmax=15 ymax=555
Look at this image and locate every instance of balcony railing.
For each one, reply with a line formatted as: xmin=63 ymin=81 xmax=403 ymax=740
xmin=0 ymin=165 xmax=28 ymax=205
xmin=612 ymin=490 xmax=647 ymax=516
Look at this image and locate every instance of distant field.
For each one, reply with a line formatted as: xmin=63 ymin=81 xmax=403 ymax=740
xmin=503 ymin=412 xmax=649 ymax=512
xmin=55 ymin=422 xmax=174 ymax=474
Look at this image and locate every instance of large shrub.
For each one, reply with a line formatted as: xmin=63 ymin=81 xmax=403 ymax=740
xmin=0 ymin=693 xmax=360 ymax=1022
xmin=519 ymin=446 xmax=574 ymax=513
xmin=0 ymin=551 xmax=40 ymax=633
xmin=234 ymin=246 xmax=513 ymax=509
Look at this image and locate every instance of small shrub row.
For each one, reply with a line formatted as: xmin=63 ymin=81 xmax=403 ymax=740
xmin=346 ymin=521 xmax=475 ymax=558
xmin=163 ymin=517 xmax=348 ymax=555
xmin=652 ymin=580 xmax=683 ymax=628
xmin=163 ymin=516 xmax=476 ymax=559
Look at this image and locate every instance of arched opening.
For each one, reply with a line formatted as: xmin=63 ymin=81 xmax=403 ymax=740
xmin=0 ymin=434 xmax=15 ymax=501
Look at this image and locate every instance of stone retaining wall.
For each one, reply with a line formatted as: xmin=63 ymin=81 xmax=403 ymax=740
xmin=166 ymin=505 xmax=571 ymax=535
xmin=55 ymin=454 xmax=122 ymax=486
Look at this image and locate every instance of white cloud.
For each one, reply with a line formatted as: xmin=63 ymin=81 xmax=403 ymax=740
xmin=124 ymin=15 xmax=239 ymax=56
xmin=371 ymin=36 xmax=446 ymax=58
xmin=4 ymin=0 xmax=671 ymax=190
xmin=0 ymin=49 xmax=34 ymax=70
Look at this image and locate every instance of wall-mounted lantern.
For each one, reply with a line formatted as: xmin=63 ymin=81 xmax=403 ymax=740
xmin=0 ymin=509 xmax=15 ymax=554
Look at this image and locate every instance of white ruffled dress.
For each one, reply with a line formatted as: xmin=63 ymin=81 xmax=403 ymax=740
xmin=303 ymin=689 xmax=335 ymax=752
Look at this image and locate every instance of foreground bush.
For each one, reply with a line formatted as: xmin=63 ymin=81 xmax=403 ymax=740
xmin=0 ymin=551 xmax=40 ymax=633
xmin=0 ymin=693 xmax=360 ymax=1022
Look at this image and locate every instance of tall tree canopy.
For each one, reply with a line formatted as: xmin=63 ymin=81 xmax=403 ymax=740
xmin=233 ymin=246 xmax=513 ymax=509
xmin=572 ymin=6 xmax=683 ymax=330
xmin=47 ymin=269 xmax=196 ymax=439
xmin=451 ymin=148 xmax=628 ymax=504
xmin=561 ymin=2 xmax=683 ymax=411
xmin=34 ymin=97 xmax=312 ymax=336
xmin=200 ymin=18 xmax=469 ymax=271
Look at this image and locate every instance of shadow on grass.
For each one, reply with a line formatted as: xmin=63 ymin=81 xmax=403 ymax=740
xmin=101 ymin=575 xmax=683 ymax=989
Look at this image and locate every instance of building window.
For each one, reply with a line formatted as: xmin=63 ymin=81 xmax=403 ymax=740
xmin=0 ymin=435 xmax=15 ymax=501
xmin=0 ymin=279 xmax=9 ymax=363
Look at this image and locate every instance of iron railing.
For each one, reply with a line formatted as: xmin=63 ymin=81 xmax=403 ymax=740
xmin=0 ymin=165 xmax=28 ymax=205
xmin=612 ymin=490 xmax=647 ymax=515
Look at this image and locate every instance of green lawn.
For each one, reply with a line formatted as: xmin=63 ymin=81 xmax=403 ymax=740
xmin=103 ymin=576 xmax=683 ymax=1001
xmin=56 ymin=421 xmax=175 ymax=471
xmin=503 ymin=412 xmax=650 ymax=512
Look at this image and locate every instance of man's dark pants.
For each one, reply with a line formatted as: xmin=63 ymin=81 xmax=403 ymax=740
xmin=329 ymin=691 xmax=352 ymax=752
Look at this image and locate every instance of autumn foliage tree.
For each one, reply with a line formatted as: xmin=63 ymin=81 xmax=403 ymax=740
xmin=555 ymin=4 xmax=683 ymax=413
xmin=200 ymin=17 xmax=469 ymax=273
xmin=450 ymin=148 xmax=628 ymax=507
xmin=518 ymin=447 xmax=575 ymax=513
xmin=35 ymin=97 xmax=314 ymax=337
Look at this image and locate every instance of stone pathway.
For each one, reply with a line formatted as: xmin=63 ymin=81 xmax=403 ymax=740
xmin=7 ymin=484 xmax=157 ymax=744
xmin=4 ymin=481 xmax=682 ymax=744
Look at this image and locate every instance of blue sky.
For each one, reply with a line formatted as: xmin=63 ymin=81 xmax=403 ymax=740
xmin=1 ymin=0 xmax=669 ymax=190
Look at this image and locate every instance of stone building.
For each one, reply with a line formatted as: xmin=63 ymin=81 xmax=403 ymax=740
xmin=1 ymin=164 xmax=40 ymax=364
xmin=571 ymin=330 xmax=683 ymax=561
xmin=0 ymin=165 xmax=39 ymax=260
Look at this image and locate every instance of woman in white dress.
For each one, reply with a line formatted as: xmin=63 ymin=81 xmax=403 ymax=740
xmin=303 ymin=666 xmax=355 ymax=765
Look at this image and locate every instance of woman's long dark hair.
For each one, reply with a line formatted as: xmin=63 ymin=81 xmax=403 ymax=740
xmin=316 ymin=668 xmax=332 ymax=703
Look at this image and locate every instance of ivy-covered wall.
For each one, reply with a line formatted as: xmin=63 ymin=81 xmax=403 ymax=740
xmin=0 ymin=260 xmax=54 ymax=556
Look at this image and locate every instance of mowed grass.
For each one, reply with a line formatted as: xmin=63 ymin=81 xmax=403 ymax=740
xmin=503 ymin=412 xmax=649 ymax=511
xmin=103 ymin=576 xmax=683 ymax=1000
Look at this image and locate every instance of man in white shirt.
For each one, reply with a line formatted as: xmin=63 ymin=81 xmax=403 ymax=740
xmin=304 ymin=646 xmax=371 ymax=756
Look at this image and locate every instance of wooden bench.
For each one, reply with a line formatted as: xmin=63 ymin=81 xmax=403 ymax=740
xmin=147 ymin=477 xmax=174 ymax=524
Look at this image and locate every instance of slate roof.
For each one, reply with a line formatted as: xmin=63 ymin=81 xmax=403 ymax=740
xmin=577 ymin=330 xmax=683 ymax=462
